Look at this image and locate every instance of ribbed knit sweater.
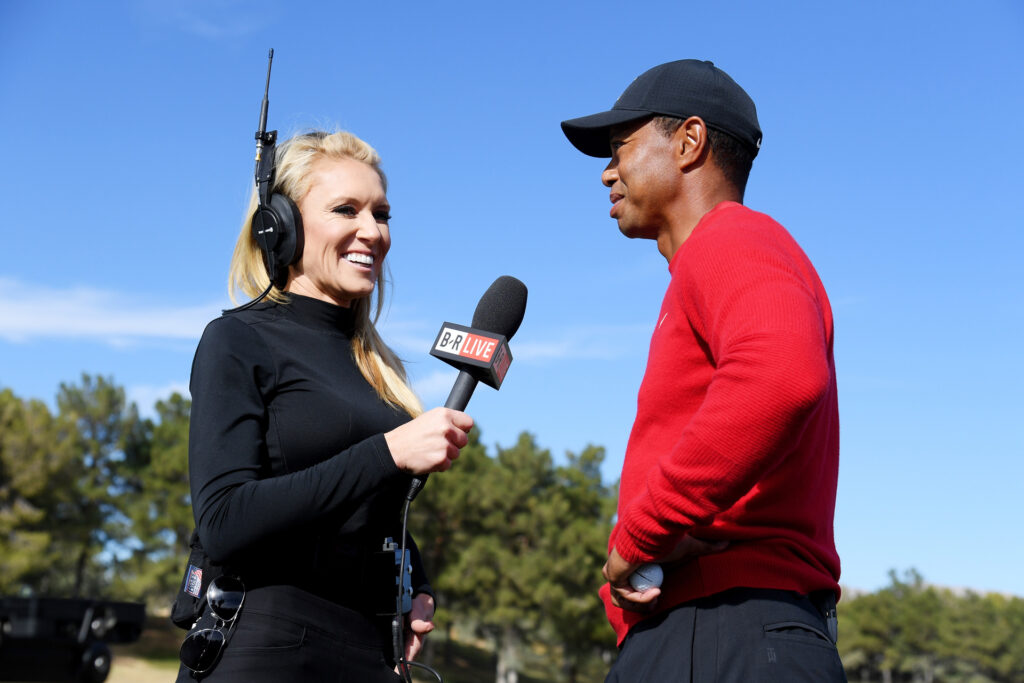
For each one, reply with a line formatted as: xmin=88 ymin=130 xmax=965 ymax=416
xmin=601 ymin=202 xmax=841 ymax=644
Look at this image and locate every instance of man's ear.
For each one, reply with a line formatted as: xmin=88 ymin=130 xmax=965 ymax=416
xmin=675 ymin=116 xmax=709 ymax=171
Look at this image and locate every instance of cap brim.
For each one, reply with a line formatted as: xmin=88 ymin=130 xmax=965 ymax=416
xmin=560 ymin=109 xmax=653 ymax=158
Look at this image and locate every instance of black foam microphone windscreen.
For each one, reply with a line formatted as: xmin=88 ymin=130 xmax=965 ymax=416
xmin=470 ymin=275 xmax=528 ymax=339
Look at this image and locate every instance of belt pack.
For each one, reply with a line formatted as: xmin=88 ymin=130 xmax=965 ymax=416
xmin=170 ymin=529 xmax=225 ymax=630
xmin=373 ymin=537 xmax=413 ymax=617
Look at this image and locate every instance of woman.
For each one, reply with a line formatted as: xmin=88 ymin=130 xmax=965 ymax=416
xmin=176 ymin=130 xmax=471 ymax=682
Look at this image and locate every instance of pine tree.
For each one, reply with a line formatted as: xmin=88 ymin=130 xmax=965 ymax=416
xmin=113 ymin=392 xmax=193 ymax=607
xmin=51 ymin=374 xmax=142 ymax=597
xmin=533 ymin=445 xmax=616 ymax=683
xmin=0 ymin=389 xmax=77 ymax=594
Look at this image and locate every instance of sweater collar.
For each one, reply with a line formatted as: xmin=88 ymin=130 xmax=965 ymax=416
xmin=281 ymin=293 xmax=358 ymax=336
xmin=668 ymin=201 xmax=744 ymax=272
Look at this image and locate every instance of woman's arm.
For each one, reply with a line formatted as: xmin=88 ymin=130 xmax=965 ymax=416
xmin=189 ymin=316 xmax=472 ymax=564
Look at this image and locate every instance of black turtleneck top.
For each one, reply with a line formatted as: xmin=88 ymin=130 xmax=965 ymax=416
xmin=188 ymin=293 xmax=429 ymax=609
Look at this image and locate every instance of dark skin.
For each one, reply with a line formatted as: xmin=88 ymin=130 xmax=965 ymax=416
xmin=600 ymin=115 xmax=738 ymax=613
xmin=602 ymin=116 xmax=741 ymax=262
xmin=603 ymin=538 xmax=729 ymax=612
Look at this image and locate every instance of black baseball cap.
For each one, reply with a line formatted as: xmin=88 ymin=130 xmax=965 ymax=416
xmin=561 ymin=59 xmax=762 ymax=158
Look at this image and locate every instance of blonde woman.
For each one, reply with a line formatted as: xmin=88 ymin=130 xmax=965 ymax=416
xmin=176 ymin=131 xmax=470 ymax=682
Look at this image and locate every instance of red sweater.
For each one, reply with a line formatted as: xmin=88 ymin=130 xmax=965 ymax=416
xmin=601 ymin=202 xmax=841 ymax=644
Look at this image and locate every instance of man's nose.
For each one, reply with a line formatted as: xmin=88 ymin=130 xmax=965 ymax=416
xmin=602 ymin=163 xmax=618 ymax=188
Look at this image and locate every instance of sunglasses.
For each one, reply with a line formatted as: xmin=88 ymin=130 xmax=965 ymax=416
xmin=179 ymin=575 xmax=246 ymax=673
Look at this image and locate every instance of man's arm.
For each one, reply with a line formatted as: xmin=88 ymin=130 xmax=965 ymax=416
xmin=614 ymin=220 xmax=833 ymax=566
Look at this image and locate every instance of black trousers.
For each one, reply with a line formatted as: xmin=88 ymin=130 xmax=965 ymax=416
xmin=605 ymin=588 xmax=848 ymax=683
xmin=175 ymin=584 xmax=402 ymax=683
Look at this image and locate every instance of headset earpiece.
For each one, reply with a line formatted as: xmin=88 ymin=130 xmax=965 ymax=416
xmin=251 ymin=191 xmax=303 ymax=290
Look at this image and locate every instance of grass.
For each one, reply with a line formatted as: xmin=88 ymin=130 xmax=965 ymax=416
xmin=110 ymin=614 xmax=182 ymax=669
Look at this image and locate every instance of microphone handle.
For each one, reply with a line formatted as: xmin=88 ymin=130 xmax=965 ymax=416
xmin=405 ymin=371 xmax=479 ymax=501
xmin=444 ymin=370 xmax=478 ymax=411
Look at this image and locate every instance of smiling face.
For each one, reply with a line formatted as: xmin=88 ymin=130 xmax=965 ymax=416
xmin=286 ymin=156 xmax=391 ymax=307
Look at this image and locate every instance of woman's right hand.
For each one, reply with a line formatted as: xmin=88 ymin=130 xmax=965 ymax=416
xmin=384 ymin=407 xmax=474 ymax=475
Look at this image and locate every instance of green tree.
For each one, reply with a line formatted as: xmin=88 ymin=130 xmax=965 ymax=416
xmin=51 ymin=374 xmax=143 ymax=597
xmin=412 ymin=433 xmax=617 ymax=683
xmin=840 ymin=570 xmax=1024 ymax=683
xmin=113 ymin=392 xmax=193 ymax=607
xmin=944 ymin=590 xmax=1024 ymax=683
xmin=409 ymin=427 xmax=490 ymax=582
xmin=533 ymin=446 xmax=617 ymax=683
xmin=841 ymin=571 xmax=909 ymax=682
xmin=424 ymin=433 xmax=552 ymax=683
xmin=892 ymin=570 xmax=944 ymax=682
xmin=0 ymin=389 xmax=77 ymax=594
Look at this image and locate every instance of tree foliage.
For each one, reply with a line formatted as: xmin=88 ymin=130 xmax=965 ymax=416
xmin=839 ymin=569 xmax=1024 ymax=682
xmin=5 ymin=378 xmax=1024 ymax=683
xmin=53 ymin=374 xmax=143 ymax=597
xmin=409 ymin=431 xmax=617 ymax=683
xmin=112 ymin=392 xmax=194 ymax=607
xmin=0 ymin=388 xmax=77 ymax=594
xmin=0 ymin=376 xmax=192 ymax=603
xmin=1 ymin=377 xmax=618 ymax=683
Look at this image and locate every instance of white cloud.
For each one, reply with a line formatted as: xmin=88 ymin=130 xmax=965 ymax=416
xmin=410 ymin=369 xmax=458 ymax=404
xmin=0 ymin=275 xmax=651 ymax=371
xmin=376 ymin=318 xmax=437 ymax=357
xmin=0 ymin=278 xmax=220 ymax=345
xmin=128 ymin=381 xmax=191 ymax=418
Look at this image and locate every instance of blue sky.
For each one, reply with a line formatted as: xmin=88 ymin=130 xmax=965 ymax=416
xmin=1 ymin=1 xmax=1022 ymax=598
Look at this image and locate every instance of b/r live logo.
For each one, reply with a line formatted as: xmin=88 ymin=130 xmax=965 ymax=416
xmin=435 ymin=328 xmax=499 ymax=362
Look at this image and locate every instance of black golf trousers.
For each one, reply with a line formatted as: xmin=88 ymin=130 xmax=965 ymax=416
xmin=605 ymin=588 xmax=848 ymax=683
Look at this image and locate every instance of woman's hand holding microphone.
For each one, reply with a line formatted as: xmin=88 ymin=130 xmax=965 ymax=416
xmin=384 ymin=407 xmax=474 ymax=475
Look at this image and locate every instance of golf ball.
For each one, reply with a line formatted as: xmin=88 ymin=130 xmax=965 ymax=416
xmin=628 ymin=563 xmax=664 ymax=591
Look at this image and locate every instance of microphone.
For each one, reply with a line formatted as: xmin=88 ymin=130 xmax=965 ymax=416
xmin=439 ymin=275 xmax=528 ymax=409
xmin=406 ymin=276 xmax=528 ymax=501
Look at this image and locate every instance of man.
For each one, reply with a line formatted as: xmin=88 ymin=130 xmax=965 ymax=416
xmin=561 ymin=60 xmax=846 ymax=681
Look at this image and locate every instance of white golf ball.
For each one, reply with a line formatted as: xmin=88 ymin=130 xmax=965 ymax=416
xmin=628 ymin=563 xmax=664 ymax=591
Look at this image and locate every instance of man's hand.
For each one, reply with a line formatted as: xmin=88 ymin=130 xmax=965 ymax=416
xmin=403 ymin=593 xmax=435 ymax=662
xmin=603 ymin=547 xmax=661 ymax=613
xmin=603 ymin=536 xmax=729 ymax=613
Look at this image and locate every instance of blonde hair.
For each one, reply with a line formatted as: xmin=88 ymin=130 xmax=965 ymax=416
xmin=228 ymin=130 xmax=422 ymax=417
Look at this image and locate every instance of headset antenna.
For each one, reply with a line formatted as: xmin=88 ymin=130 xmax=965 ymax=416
xmin=224 ymin=49 xmax=280 ymax=314
xmin=254 ymin=48 xmax=277 ymax=208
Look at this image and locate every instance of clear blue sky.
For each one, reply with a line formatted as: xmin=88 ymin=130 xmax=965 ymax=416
xmin=1 ymin=0 xmax=1022 ymax=598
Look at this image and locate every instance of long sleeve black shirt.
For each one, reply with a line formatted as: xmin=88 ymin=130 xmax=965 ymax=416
xmin=188 ymin=293 xmax=429 ymax=609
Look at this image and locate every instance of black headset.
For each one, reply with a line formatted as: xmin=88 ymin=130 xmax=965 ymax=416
xmin=250 ymin=146 xmax=303 ymax=291
xmin=249 ymin=49 xmax=303 ymax=292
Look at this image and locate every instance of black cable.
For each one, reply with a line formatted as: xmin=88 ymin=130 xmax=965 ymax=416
xmin=406 ymin=660 xmax=443 ymax=682
xmin=394 ymin=497 xmax=443 ymax=683
xmin=394 ymin=497 xmax=411 ymax=682
xmin=221 ymin=282 xmax=274 ymax=314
